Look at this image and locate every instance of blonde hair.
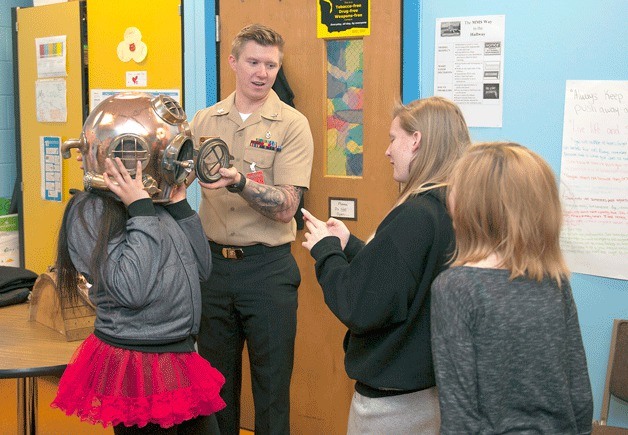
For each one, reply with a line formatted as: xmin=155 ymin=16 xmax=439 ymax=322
xmin=231 ymin=23 xmax=285 ymax=63
xmin=448 ymin=142 xmax=569 ymax=285
xmin=393 ymin=96 xmax=470 ymax=206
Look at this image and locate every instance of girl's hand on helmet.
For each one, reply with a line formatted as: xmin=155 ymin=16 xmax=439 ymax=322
xmin=103 ymin=158 xmax=150 ymax=206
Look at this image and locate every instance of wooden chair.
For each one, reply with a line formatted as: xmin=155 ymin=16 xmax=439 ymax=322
xmin=592 ymin=319 xmax=628 ymax=434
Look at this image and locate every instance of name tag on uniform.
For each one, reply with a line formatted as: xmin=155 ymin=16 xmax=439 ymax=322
xmin=246 ymin=171 xmax=264 ymax=184
xmin=247 ymin=162 xmax=264 ymax=184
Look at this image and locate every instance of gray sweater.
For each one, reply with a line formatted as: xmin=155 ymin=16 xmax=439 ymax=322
xmin=431 ymin=267 xmax=593 ymax=434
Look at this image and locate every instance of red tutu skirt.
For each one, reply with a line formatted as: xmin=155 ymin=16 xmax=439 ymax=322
xmin=51 ymin=334 xmax=226 ymax=428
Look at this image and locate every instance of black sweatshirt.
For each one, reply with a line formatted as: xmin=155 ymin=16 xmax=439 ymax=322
xmin=309 ymin=188 xmax=454 ymax=396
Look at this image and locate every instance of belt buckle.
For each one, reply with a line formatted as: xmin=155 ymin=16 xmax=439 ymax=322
xmin=222 ymin=247 xmax=244 ymax=260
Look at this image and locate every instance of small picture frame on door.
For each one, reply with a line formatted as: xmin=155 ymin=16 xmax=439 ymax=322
xmin=329 ymin=197 xmax=357 ymax=221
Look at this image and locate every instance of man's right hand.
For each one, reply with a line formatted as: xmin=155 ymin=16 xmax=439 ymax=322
xmin=198 ymin=166 xmax=240 ymax=190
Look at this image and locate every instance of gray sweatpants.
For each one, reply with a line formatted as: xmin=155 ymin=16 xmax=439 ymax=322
xmin=347 ymin=387 xmax=440 ymax=434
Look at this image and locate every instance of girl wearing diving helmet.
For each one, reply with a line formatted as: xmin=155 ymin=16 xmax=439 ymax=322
xmin=51 ymin=93 xmax=225 ymax=434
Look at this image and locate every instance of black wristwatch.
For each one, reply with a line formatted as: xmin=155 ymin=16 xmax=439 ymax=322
xmin=226 ymin=172 xmax=246 ymax=193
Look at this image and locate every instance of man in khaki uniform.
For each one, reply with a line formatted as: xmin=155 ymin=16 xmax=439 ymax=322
xmin=189 ymin=24 xmax=313 ymax=435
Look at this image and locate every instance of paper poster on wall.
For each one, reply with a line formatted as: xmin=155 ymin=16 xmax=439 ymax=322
xmin=117 ymin=27 xmax=148 ymax=63
xmin=90 ymin=89 xmax=180 ymax=113
xmin=40 ymin=136 xmax=63 ymax=202
xmin=317 ymin=0 xmax=370 ymax=38
xmin=35 ymin=78 xmax=68 ymax=123
xmin=559 ymin=80 xmax=628 ymax=280
xmin=434 ymin=15 xmax=505 ymax=127
xmin=35 ymin=35 xmax=67 ymax=78
xmin=126 ymin=71 xmax=148 ymax=87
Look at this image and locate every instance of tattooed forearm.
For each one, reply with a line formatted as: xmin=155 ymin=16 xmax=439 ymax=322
xmin=240 ymin=182 xmax=304 ymax=223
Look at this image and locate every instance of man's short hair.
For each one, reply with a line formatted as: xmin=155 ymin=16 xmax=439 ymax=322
xmin=231 ymin=23 xmax=285 ymax=62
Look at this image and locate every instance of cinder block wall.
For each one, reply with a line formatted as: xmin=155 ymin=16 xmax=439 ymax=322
xmin=0 ymin=0 xmax=31 ymax=200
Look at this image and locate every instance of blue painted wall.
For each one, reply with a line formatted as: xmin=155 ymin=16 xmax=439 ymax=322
xmin=182 ymin=0 xmax=216 ymax=210
xmin=403 ymin=0 xmax=628 ymax=426
xmin=0 ymin=0 xmax=31 ymax=204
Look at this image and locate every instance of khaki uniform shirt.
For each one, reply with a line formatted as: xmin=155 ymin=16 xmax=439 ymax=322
xmin=190 ymin=90 xmax=314 ymax=247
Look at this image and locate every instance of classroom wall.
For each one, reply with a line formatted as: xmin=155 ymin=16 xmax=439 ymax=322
xmin=181 ymin=0 xmax=216 ymax=210
xmin=1 ymin=0 xmax=211 ymax=218
xmin=182 ymin=0 xmax=205 ymax=210
xmin=0 ymin=0 xmax=31 ymax=201
xmin=403 ymin=0 xmax=628 ymax=426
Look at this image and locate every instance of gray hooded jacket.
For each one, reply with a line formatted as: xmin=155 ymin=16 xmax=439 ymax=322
xmin=66 ymin=193 xmax=211 ymax=351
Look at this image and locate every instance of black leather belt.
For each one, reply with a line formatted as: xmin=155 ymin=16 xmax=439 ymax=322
xmin=209 ymin=241 xmax=290 ymax=260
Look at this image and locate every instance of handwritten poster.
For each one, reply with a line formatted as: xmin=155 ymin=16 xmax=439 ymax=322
xmin=559 ymin=80 xmax=628 ymax=280
xmin=35 ymin=78 xmax=67 ymax=123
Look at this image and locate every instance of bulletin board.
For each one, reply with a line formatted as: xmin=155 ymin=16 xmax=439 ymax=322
xmin=16 ymin=0 xmax=184 ymax=275
xmin=87 ymin=0 xmax=183 ymax=108
xmin=15 ymin=2 xmax=86 ymax=274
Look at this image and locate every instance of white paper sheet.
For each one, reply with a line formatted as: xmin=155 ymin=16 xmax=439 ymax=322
xmin=35 ymin=35 xmax=67 ymax=78
xmin=559 ymin=80 xmax=628 ymax=280
xmin=40 ymin=136 xmax=63 ymax=202
xmin=434 ymin=15 xmax=505 ymax=127
xmin=35 ymin=78 xmax=67 ymax=123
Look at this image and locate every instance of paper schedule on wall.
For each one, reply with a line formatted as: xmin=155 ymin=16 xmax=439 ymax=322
xmin=559 ymin=80 xmax=628 ymax=280
xmin=433 ymin=15 xmax=505 ymax=127
xmin=40 ymin=136 xmax=63 ymax=202
xmin=35 ymin=35 xmax=67 ymax=78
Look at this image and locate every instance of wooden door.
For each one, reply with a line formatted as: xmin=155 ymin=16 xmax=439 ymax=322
xmin=217 ymin=2 xmax=401 ymax=433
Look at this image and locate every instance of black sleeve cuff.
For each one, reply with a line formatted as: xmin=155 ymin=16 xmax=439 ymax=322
xmin=127 ymin=198 xmax=156 ymax=217
xmin=310 ymin=235 xmax=343 ymax=261
xmin=164 ymin=199 xmax=195 ymax=220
